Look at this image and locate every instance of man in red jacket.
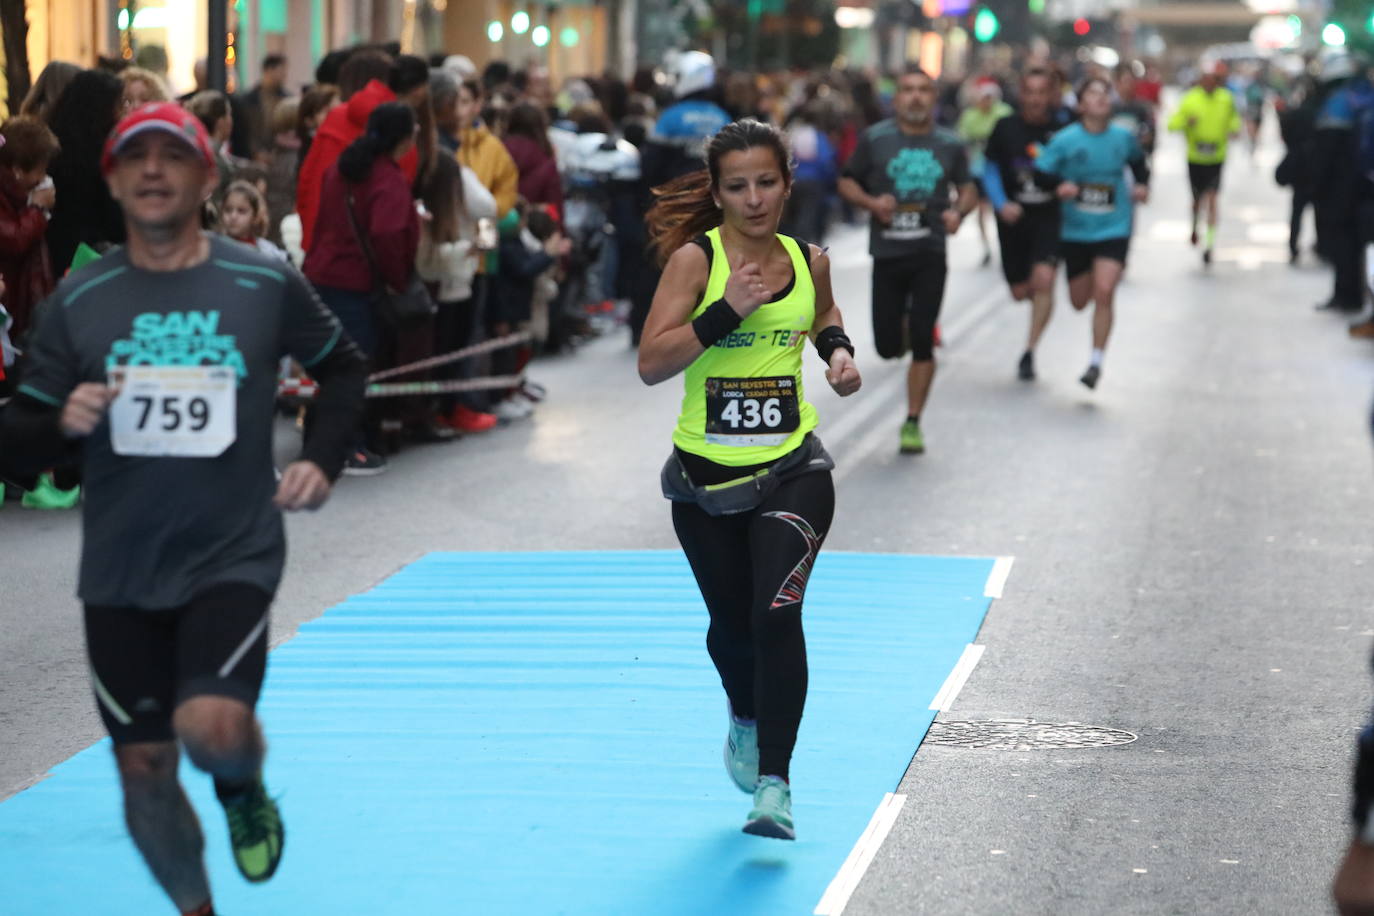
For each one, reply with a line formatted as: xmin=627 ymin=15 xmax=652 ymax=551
xmin=296 ymin=55 xmax=429 ymax=251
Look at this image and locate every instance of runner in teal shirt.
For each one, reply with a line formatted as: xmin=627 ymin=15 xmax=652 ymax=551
xmin=1031 ymin=77 xmax=1150 ymax=391
xmin=1035 ymin=119 xmax=1147 ymax=242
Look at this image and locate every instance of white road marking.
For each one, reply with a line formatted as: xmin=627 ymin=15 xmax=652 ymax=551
xmin=814 ymin=792 xmax=908 ymax=915
xmin=929 ymin=644 xmax=987 ymax=712
xmin=984 ymin=555 xmax=1015 ymax=598
xmin=1246 ymin=222 xmax=1289 ymax=244
xmin=1147 ymin=219 xmax=1193 ymax=242
xmin=828 ymin=284 xmax=1008 ymax=484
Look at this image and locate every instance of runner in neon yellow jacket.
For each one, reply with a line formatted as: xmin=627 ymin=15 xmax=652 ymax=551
xmin=1167 ymin=66 xmax=1241 ymax=265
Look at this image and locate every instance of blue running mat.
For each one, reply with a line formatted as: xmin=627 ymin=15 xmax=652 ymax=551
xmin=0 ymin=551 xmax=998 ymax=915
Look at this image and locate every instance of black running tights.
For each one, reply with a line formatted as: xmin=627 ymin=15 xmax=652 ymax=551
xmin=671 ymin=470 xmax=835 ymax=781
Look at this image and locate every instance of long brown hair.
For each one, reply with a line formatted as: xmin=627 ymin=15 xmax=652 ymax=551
xmin=646 ymin=118 xmax=792 ymax=267
xmin=420 ymin=153 xmax=467 ymax=243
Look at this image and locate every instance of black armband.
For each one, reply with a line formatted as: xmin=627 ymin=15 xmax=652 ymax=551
xmin=815 ymin=326 xmax=855 ymax=365
xmin=691 ymin=298 xmax=743 ymax=348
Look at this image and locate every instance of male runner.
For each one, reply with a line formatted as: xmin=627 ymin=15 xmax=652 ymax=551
xmin=1168 ymin=62 xmax=1240 ymax=266
xmin=1034 ymin=77 xmax=1150 ymax=389
xmin=983 ymin=67 xmax=1063 ymax=381
xmin=0 ymin=103 xmax=366 ymax=916
xmin=839 ymin=65 xmax=976 ymax=454
xmin=1112 ymin=66 xmax=1157 ymax=161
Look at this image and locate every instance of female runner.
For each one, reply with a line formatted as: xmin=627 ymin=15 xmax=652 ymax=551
xmin=638 ymin=119 xmax=862 ymax=840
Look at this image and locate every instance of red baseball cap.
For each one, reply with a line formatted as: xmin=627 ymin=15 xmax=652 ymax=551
xmin=101 ymin=102 xmax=217 ymax=174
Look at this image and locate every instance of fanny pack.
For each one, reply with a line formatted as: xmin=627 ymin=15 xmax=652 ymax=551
xmin=661 ymin=434 xmax=834 ymax=517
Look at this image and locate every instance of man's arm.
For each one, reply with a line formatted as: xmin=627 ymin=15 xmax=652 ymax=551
xmin=0 ymin=299 xmax=82 ymax=477
xmin=281 ymin=271 xmax=368 ymax=482
xmin=0 ymin=396 xmax=77 ymax=478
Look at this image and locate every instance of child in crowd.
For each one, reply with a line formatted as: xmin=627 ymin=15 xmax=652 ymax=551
xmin=524 ymin=207 xmax=564 ymax=350
xmin=219 ymin=180 xmax=289 ymax=262
xmin=417 ymin=153 xmax=500 ymax=432
xmin=490 ymin=200 xmax=569 ymax=420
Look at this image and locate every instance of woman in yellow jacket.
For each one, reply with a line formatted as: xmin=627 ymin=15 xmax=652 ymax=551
xmin=454 ymin=78 xmax=519 ymax=221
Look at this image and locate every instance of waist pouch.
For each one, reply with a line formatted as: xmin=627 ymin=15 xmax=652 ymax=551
xmin=660 ymin=433 xmax=834 ymax=517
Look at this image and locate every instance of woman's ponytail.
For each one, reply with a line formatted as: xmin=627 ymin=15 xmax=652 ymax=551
xmin=338 ymin=101 xmax=415 ymax=183
xmin=646 ymin=170 xmax=719 ymax=267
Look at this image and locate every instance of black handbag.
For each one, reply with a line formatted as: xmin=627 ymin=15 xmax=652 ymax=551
xmin=345 ymin=190 xmax=436 ymax=329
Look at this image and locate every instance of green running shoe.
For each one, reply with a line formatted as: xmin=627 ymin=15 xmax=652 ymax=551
xmin=221 ymin=776 xmax=285 ymax=883
xmin=20 ymin=473 xmax=80 ymax=510
xmin=743 ymin=775 xmax=795 ymax=840
xmin=899 ymin=420 xmax=925 ymax=455
xmin=724 ymin=708 xmax=759 ymax=794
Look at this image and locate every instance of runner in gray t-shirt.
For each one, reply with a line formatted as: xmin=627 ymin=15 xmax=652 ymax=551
xmin=0 ymin=102 xmax=367 ymax=916
xmin=839 ymin=66 xmax=976 ymax=457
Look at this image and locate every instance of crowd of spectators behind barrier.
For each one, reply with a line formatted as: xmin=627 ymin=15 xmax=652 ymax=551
xmin=0 ymin=40 xmax=1370 ymax=477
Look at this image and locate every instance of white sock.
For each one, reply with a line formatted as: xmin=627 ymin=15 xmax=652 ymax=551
xmin=1090 ymin=348 xmax=1104 ymax=368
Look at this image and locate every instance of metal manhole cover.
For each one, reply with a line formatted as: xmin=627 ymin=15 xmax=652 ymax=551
xmin=924 ymin=720 xmax=1138 ymax=750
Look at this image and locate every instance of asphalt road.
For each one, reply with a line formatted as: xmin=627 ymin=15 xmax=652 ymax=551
xmin=3 ymin=120 xmax=1371 ymax=915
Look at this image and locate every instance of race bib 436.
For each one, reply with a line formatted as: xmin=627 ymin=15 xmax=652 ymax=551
xmin=704 ymin=375 xmax=800 ymax=447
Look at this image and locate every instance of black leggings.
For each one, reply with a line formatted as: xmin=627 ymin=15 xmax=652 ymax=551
xmin=671 ymin=469 xmax=835 ymax=781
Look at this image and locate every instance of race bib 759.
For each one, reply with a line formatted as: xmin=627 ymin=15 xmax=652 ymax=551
xmin=108 ymin=365 xmax=237 ymax=457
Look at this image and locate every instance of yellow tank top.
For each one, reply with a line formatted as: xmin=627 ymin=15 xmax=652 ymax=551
xmin=672 ymin=228 xmax=819 ymax=466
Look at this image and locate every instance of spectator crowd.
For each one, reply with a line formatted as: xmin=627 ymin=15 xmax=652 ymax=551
xmin=4 ymin=37 xmax=1369 ymax=491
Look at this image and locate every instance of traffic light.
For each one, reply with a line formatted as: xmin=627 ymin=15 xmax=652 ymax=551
xmin=1028 ymin=0 xmax=1045 ymax=13
xmin=1366 ymin=11 xmax=1374 ymax=33
xmin=1073 ymin=17 xmax=1090 ymax=36
xmin=1323 ymin=22 xmax=1348 ymax=46
xmin=973 ymin=7 xmax=1000 ymax=42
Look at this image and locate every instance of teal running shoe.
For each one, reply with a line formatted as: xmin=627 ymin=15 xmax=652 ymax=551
xmin=899 ymin=420 xmax=925 ymax=455
xmin=724 ymin=708 xmax=758 ymax=794
xmin=743 ymin=775 xmax=795 ymax=840
xmin=221 ymin=776 xmax=285 ymax=883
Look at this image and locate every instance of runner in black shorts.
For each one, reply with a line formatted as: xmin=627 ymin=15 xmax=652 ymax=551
xmin=0 ymin=103 xmax=367 ymax=916
xmin=839 ymin=65 xmax=975 ymax=455
xmin=983 ymin=67 xmax=1064 ymax=381
xmin=1188 ymin=162 xmax=1222 ymax=199
xmin=1033 ymin=78 xmax=1150 ymax=390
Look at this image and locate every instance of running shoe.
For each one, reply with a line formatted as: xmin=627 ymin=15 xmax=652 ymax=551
xmin=343 ymin=448 xmax=387 ymax=476
xmin=1190 ymin=227 xmax=1198 ymax=247
xmin=1350 ymin=319 xmax=1374 ymax=339
xmin=724 ymin=708 xmax=759 ymax=794
xmin=221 ymin=776 xmax=284 ymax=883
xmin=743 ymin=776 xmax=795 ymax=840
xmin=899 ymin=420 xmax=925 ymax=455
xmin=1017 ymin=351 xmax=1036 ymax=382
xmin=1080 ymin=366 xmax=1101 ymax=390
xmin=1202 ymin=249 xmax=1213 ymax=266
xmin=493 ymin=396 xmax=533 ymax=421
xmin=445 ymin=404 xmax=498 ymax=433
xmin=20 ymin=472 xmax=80 ymax=510
xmin=406 ymin=420 xmax=459 ymax=443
